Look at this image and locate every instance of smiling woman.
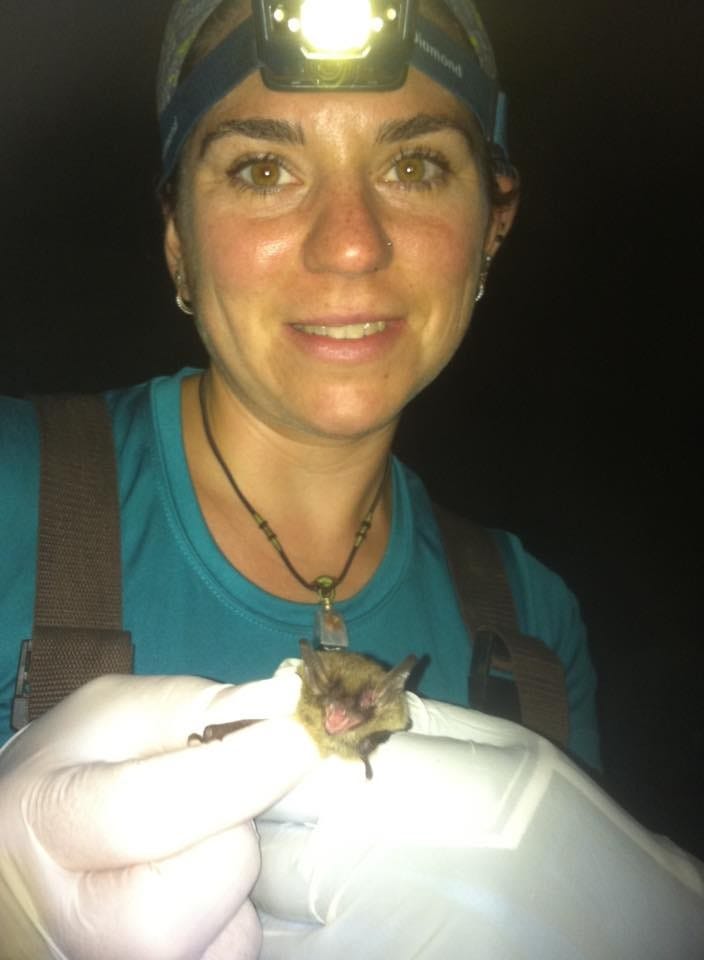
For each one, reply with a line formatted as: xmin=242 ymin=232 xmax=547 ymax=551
xmin=0 ymin=1 xmax=620 ymax=957
xmin=167 ymin=72 xmax=501 ymax=447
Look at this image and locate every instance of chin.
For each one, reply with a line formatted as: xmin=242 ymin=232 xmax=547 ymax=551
xmin=303 ymin=411 xmax=400 ymax=443
xmin=290 ymin=390 xmax=404 ymax=442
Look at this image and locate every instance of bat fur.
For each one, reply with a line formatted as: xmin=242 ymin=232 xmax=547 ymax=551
xmin=189 ymin=640 xmax=417 ymax=779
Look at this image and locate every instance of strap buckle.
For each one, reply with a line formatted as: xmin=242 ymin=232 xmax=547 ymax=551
xmin=11 ymin=640 xmax=32 ymax=731
xmin=469 ymin=629 xmax=521 ymax=724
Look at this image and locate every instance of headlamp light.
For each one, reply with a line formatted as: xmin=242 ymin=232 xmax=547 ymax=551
xmin=254 ymin=0 xmax=416 ymax=90
xmin=159 ymin=0 xmax=510 ymax=185
xmin=297 ymin=0 xmax=377 ymax=58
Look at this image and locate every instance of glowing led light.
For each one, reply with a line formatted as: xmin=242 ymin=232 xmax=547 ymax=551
xmin=299 ymin=0 xmax=374 ymax=55
xmin=288 ymin=16 xmax=301 ymax=32
xmin=386 ymin=7 xmax=398 ymax=20
xmin=371 ymin=16 xmax=383 ymax=32
xmin=273 ymin=6 xmax=286 ymax=23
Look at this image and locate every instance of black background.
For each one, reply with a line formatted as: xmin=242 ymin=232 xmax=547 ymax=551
xmin=1 ymin=1 xmax=702 ymax=857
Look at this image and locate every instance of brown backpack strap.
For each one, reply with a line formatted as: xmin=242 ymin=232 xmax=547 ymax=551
xmin=11 ymin=394 xmax=133 ymax=729
xmin=433 ymin=503 xmax=569 ymax=747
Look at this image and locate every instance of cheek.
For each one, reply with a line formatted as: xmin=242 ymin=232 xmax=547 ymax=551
xmin=197 ymin=212 xmax=297 ymax=298
xmin=401 ymin=209 xmax=483 ymax=309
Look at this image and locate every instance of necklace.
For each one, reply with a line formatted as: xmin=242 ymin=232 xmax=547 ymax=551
xmin=198 ymin=374 xmax=388 ymax=650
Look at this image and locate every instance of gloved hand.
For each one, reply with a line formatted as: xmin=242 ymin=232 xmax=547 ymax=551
xmin=0 ymin=671 xmax=318 ymax=960
xmin=254 ymin=684 xmax=704 ymax=960
xmin=4 ymin=667 xmax=704 ymax=960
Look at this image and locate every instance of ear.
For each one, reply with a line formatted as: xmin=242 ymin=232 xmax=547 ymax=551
xmin=377 ymin=654 xmax=417 ymax=706
xmin=484 ymin=171 xmax=520 ymax=258
xmin=298 ymin=640 xmax=330 ymax=695
xmin=163 ymin=213 xmax=186 ymax=288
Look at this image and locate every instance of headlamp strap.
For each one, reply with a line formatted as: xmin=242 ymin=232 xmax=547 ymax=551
xmin=160 ymin=17 xmax=260 ymax=183
xmin=410 ymin=17 xmax=499 ymax=148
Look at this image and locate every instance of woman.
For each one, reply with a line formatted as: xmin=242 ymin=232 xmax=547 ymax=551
xmin=0 ymin=0 xmax=600 ymax=764
xmin=0 ymin=2 xmax=639 ymax=957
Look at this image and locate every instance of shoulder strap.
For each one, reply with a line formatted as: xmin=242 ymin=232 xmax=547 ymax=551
xmin=433 ymin=503 xmax=569 ymax=747
xmin=12 ymin=394 xmax=133 ymax=729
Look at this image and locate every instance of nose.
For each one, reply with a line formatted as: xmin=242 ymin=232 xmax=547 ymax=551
xmin=302 ymin=180 xmax=392 ymax=275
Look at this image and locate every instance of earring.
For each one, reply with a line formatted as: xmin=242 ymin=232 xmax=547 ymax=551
xmin=474 ymin=254 xmax=492 ymax=303
xmin=175 ymin=269 xmax=194 ymax=316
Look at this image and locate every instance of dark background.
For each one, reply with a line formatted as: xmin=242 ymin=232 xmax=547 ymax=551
xmin=1 ymin=1 xmax=701 ymax=857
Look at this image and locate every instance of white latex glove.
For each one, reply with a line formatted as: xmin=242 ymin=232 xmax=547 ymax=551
xmin=253 ymin=671 xmax=704 ymax=960
xmin=0 ymin=672 xmax=318 ymax=960
xmin=4 ymin=663 xmax=703 ymax=960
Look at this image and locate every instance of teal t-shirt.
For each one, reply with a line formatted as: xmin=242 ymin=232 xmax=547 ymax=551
xmin=0 ymin=370 xmax=600 ymax=768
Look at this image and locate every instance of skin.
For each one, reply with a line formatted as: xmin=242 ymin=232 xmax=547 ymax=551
xmin=164 ymin=64 xmax=517 ymax=604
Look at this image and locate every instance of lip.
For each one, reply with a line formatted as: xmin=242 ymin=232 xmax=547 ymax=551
xmin=287 ymin=315 xmax=403 ymax=362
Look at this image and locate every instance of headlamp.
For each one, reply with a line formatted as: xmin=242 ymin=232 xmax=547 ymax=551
xmin=255 ymin=0 xmax=416 ymax=89
xmin=159 ymin=0 xmax=510 ymax=185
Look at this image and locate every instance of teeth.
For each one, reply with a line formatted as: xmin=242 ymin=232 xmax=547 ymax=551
xmin=294 ymin=321 xmax=387 ymax=340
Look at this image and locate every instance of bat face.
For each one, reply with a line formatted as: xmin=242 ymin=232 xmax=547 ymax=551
xmin=296 ymin=640 xmax=417 ymax=778
xmin=324 ymin=699 xmax=367 ymax=735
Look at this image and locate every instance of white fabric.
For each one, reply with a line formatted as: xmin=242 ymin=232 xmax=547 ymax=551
xmin=1 ymin=667 xmax=702 ymax=960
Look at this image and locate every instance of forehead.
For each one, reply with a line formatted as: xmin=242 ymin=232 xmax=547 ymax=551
xmin=194 ymin=65 xmax=477 ymax=142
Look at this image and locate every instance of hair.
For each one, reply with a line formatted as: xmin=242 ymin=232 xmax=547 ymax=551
xmin=159 ymin=0 xmax=518 ymax=216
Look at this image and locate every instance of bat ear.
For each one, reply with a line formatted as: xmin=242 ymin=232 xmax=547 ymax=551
xmin=376 ymin=654 xmax=417 ymax=705
xmin=298 ymin=639 xmax=330 ymax=694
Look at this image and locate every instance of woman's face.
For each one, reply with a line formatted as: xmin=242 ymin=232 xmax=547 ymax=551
xmin=166 ymin=66 xmax=511 ymax=442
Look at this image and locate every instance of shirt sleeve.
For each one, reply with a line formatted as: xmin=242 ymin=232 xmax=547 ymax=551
xmin=0 ymin=396 xmax=40 ymax=746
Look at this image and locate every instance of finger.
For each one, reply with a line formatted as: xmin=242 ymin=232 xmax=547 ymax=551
xmin=407 ymin=693 xmax=537 ymax=747
xmin=30 ymin=718 xmax=318 ymax=871
xmin=58 ymin=823 xmax=261 ymax=960
xmin=202 ymin=899 xmax=261 ymax=960
xmin=13 ymin=673 xmax=302 ymax=763
xmin=203 ymin=672 xmax=302 ymax=726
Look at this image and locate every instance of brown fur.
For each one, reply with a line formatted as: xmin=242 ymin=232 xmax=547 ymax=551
xmin=189 ymin=641 xmax=417 ymax=779
xmin=295 ymin=640 xmax=417 ymax=779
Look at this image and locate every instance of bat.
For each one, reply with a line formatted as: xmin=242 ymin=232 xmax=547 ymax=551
xmin=189 ymin=640 xmax=417 ymax=779
xmin=294 ymin=639 xmax=417 ymax=778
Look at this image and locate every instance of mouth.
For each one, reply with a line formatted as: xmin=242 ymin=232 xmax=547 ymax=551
xmin=292 ymin=320 xmax=387 ymax=340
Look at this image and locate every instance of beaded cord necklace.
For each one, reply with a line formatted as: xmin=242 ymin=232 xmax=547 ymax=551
xmin=198 ymin=374 xmax=388 ymax=649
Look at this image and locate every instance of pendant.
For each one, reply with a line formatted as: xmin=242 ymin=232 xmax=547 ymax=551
xmin=313 ymin=575 xmax=349 ymax=650
xmin=314 ymin=605 xmax=349 ymax=650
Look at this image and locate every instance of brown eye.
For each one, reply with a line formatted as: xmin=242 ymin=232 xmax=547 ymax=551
xmin=249 ymin=158 xmax=281 ymax=187
xmin=384 ymin=151 xmax=449 ymax=188
xmin=396 ymin=156 xmax=427 ymax=182
xmin=231 ymin=155 xmax=296 ymax=191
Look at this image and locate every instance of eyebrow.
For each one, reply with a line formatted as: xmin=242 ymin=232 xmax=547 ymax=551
xmin=376 ymin=114 xmax=477 ymax=149
xmin=199 ymin=112 xmax=476 ymax=158
xmin=200 ymin=117 xmax=305 ymax=157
